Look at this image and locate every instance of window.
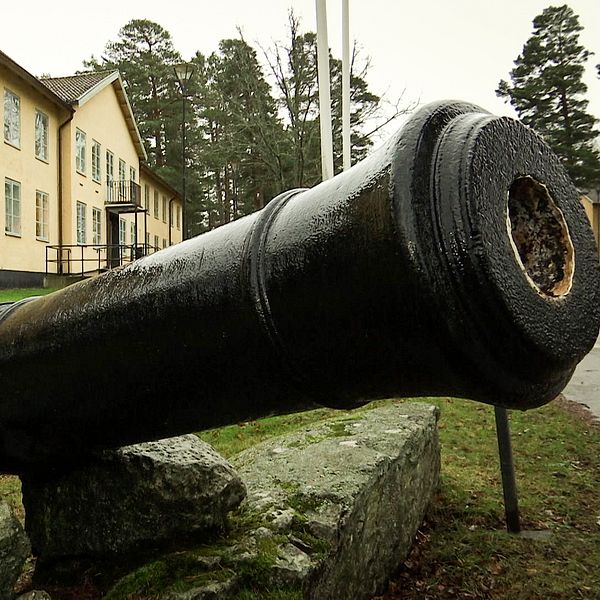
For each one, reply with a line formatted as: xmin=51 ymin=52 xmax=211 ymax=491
xmin=130 ymin=166 xmax=136 ymax=182
xmin=119 ymin=218 xmax=127 ymax=245
xmin=118 ymin=159 xmax=126 ymax=200
xmin=106 ymin=150 xmax=114 ymax=201
xmin=92 ymin=208 xmax=102 ymax=244
xmin=130 ymin=222 xmax=136 ymax=246
xmin=153 ymin=190 xmax=159 ymax=219
xmin=144 ymin=184 xmax=149 ymax=211
xmin=162 ymin=196 xmax=167 ymax=223
xmin=4 ymin=89 xmax=20 ymax=148
xmin=146 ymin=232 xmax=150 ymax=248
xmin=177 ymin=205 xmax=181 ymax=230
xmin=75 ymin=129 xmax=86 ymax=174
xmin=35 ymin=190 xmax=49 ymax=241
xmin=76 ymin=202 xmax=86 ymax=244
xmin=106 ymin=150 xmax=114 ymax=181
xmin=154 ymin=234 xmax=159 ymax=251
xmin=5 ymin=178 xmax=21 ymax=235
xmin=162 ymin=238 xmax=167 ymax=249
xmin=35 ymin=111 xmax=49 ymax=161
xmin=92 ymin=141 xmax=101 ymax=182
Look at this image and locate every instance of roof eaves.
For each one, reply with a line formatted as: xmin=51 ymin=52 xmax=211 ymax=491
xmin=0 ymin=49 xmax=72 ymax=113
xmin=75 ymin=71 xmax=120 ymax=107
xmin=140 ymin=163 xmax=181 ymax=200
xmin=112 ymin=74 xmax=147 ymax=161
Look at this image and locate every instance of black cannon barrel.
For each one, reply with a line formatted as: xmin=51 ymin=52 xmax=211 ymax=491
xmin=1 ymin=100 xmax=599 ymax=473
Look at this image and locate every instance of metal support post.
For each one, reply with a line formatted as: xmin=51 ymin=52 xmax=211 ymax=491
xmin=494 ymin=406 xmax=521 ymax=533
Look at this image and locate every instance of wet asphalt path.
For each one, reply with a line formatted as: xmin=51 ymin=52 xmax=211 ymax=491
xmin=563 ymin=335 xmax=600 ymax=421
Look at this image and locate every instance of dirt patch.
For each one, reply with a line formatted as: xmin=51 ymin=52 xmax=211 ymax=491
xmin=553 ymin=394 xmax=600 ymax=432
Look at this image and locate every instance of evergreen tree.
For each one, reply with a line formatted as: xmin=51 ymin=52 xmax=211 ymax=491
xmin=83 ymin=16 xmax=409 ymax=233
xmin=196 ymin=37 xmax=285 ymax=227
xmin=497 ymin=5 xmax=600 ymax=189
xmin=84 ymin=19 xmax=182 ymax=168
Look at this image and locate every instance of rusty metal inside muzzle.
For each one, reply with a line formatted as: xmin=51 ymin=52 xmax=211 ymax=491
xmin=507 ymin=175 xmax=574 ymax=298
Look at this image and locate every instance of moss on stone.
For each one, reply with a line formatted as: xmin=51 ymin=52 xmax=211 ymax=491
xmin=286 ymin=492 xmax=327 ymax=515
xmin=231 ymin=589 xmax=303 ymax=600
xmin=103 ymin=550 xmax=234 ymax=600
xmin=289 ymin=521 xmax=331 ymax=559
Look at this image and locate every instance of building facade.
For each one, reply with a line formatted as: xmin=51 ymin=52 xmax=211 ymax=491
xmin=581 ymin=191 xmax=600 ymax=258
xmin=0 ymin=50 xmax=183 ymax=287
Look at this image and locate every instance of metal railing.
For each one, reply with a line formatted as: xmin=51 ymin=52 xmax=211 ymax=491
xmin=46 ymin=243 xmax=160 ymax=276
xmin=106 ymin=180 xmax=142 ymax=206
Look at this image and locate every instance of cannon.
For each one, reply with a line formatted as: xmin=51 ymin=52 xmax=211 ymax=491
xmin=1 ymin=100 xmax=599 ymax=474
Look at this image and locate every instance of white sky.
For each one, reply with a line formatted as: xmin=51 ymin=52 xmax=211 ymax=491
xmin=3 ymin=0 xmax=600 ymax=140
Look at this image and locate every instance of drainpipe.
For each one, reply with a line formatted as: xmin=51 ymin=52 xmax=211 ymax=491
xmin=168 ymin=196 xmax=176 ymax=246
xmin=57 ymin=111 xmax=74 ymax=274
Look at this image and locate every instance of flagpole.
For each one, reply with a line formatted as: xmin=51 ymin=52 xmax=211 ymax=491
xmin=342 ymin=0 xmax=351 ymax=171
xmin=316 ymin=0 xmax=334 ymax=180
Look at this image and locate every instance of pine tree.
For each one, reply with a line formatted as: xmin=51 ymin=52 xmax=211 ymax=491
xmin=497 ymin=5 xmax=600 ymax=189
xmin=84 ymin=19 xmax=182 ymax=168
xmin=83 ymin=16 xmax=409 ymax=232
xmin=196 ymin=37 xmax=285 ymax=226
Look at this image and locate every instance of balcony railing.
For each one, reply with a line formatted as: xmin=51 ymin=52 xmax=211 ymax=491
xmin=106 ymin=180 xmax=142 ymax=207
xmin=46 ymin=243 xmax=161 ymax=276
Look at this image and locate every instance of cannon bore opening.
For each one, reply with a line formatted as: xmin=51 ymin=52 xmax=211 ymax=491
xmin=507 ymin=176 xmax=574 ymax=298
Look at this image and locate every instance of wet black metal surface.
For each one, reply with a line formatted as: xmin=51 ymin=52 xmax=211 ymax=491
xmin=1 ymin=100 xmax=599 ymax=473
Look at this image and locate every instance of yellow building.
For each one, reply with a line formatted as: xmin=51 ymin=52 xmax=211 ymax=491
xmin=140 ymin=163 xmax=183 ymax=252
xmin=581 ymin=191 xmax=600 ymax=259
xmin=0 ymin=50 xmax=183 ymax=287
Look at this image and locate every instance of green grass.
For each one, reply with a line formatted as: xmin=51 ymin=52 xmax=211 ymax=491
xmin=375 ymin=397 xmax=600 ymax=600
xmin=0 ymin=287 xmax=59 ymax=302
xmin=2 ymin=396 xmax=599 ymax=599
xmin=103 ymin=550 xmax=235 ymax=600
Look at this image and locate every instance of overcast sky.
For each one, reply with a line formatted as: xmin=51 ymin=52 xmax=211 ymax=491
xmin=3 ymin=0 xmax=600 ymax=142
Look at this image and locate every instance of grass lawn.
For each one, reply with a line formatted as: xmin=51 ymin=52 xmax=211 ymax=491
xmin=376 ymin=397 xmax=600 ymax=600
xmin=0 ymin=288 xmax=59 ymax=303
xmin=1 ymin=396 xmax=599 ymax=599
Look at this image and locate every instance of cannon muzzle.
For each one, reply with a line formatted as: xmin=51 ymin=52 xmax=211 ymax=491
xmin=1 ymin=100 xmax=599 ymax=473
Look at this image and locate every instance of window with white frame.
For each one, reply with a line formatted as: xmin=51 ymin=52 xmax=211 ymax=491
xmin=162 ymin=238 xmax=167 ymax=249
xmin=76 ymin=202 xmax=86 ymax=244
xmin=92 ymin=141 xmax=101 ymax=182
xmin=162 ymin=196 xmax=167 ymax=223
xmin=35 ymin=111 xmax=49 ymax=161
xmin=154 ymin=234 xmax=159 ymax=251
xmin=144 ymin=184 xmax=149 ymax=211
xmin=75 ymin=129 xmax=86 ymax=174
xmin=35 ymin=190 xmax=49 ymax=241
xmin=92 ymin=207 xmax=102 ymax=244
xmin=146 ymin=232 xmax=150 ymax=248
xmin=106 ymin=150 xmax=114 ymax=181
xmin=118 ymin=159 xmax=126 ymax=200
xmin=129 ymin=166 xmax=136 ymax=182
xmin=177 ymin=205 xmax=181 ymax=230
xmin=119 ymin=218 xmax=127 ymax=246
xmin=153 ymin=190 xmax=159 ymax=219
xmin=106 ymin=150 xmax=114 ymax=201
xmin=4 ymin=89 xmax=20 ymax=147
xmin=130 ymin=222 xmax=136 ymax=247
xmin=5 ymin=178 xmax=21 ymax=235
